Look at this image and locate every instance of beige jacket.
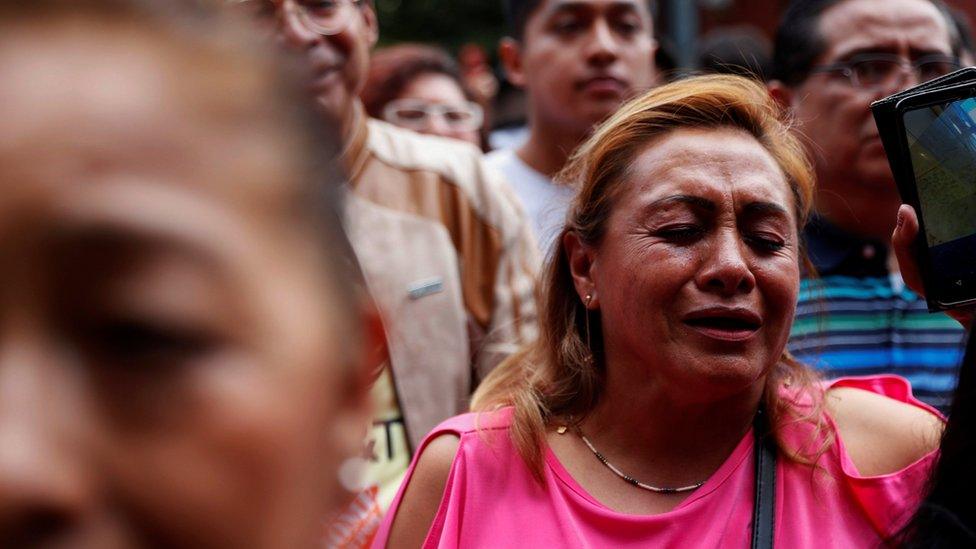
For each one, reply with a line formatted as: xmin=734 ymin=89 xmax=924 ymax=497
xmin=343 ymin=114 xmax=539 ymax=449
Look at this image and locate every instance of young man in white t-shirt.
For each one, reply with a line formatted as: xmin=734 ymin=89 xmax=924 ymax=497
xmin=488 ymin=0 xmax=658 ymax=253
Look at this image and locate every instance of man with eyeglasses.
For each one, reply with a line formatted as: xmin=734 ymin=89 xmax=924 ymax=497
xmin=233 ymin=0 xmax=540 ymax=534
xmin=769 ymin=0 xmax=967 ymax=411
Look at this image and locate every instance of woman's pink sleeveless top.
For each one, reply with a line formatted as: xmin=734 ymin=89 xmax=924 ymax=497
xmin=373 ymin=376 xmax=939 ymax=548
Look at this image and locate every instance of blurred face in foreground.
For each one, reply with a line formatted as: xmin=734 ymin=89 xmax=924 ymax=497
xmin=572 ymin=128 xmax=800 ymax=402
xmin=0 ymin=18 xmax=365 ymax=548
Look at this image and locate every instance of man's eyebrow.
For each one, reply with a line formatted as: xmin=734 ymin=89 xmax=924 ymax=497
xmin=907 ymin=47 xmax=955 ymax=58
xmin=644 ymin=194 xmax=717 ymax=212
xmin=835 ymin=45 xmax=949 ymax=61
xmin=835 ymin=45 xmax=899 ymax=60
xmin=544 ymin=1 xmax=640 ymax=15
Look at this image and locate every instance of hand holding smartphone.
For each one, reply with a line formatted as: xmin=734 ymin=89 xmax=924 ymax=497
xmin=893 ymin=204 xmax=973 ymax=329
xmin=873 ymin=69 xmax=976 ymax=313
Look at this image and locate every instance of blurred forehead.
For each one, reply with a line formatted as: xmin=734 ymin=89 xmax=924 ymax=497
xmin=535 ymin=0 xmax=652 ymax=15
xmin=0 ymin=20 xmax=342 ymax=348
xmin=0 ymin=19 xmax=303 ymax=213
xmin=528 ymin=0 xmax=654 ymax=30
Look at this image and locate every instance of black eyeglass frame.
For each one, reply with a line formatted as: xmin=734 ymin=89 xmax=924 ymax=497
xmin=810 ymin=53 xmax=963 ymax=88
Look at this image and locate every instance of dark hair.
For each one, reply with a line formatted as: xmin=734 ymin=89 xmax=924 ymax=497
xmin=771 ymin=0 xmax=961 ymax=86
xmin=950 ymin=8 xmax=975 ymax=62
xmin=361 ymin=43 xmax=472 ymax=118
xmin=502 ymin=0 xmax=656 ymax=41
xmin=897 ymin=330 xmax=976 ymax=547
xmin=698 ymin=26 xmax=772 ymax=82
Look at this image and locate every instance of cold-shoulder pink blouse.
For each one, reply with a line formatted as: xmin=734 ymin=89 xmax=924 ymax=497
xmin=373 ymin=376 xmax=940 ymax=548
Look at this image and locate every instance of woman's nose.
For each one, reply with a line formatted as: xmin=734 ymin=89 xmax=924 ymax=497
xmin=696 ymin=232 xmax=757 ymax=296
xmin=422 ymin=113 xmax=453 ymax=136
xmin=0 ymin=341 xmax=92 ymax=546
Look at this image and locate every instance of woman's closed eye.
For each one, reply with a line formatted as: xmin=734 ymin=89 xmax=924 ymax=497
xmin=744 ymin=232 xmax=786 ymax=253
xmin=655 ymin=224 xmax=706 ymax=244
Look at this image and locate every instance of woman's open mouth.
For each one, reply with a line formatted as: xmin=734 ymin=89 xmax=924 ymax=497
xmin=682 ymin=308 xmax=762 ymax=342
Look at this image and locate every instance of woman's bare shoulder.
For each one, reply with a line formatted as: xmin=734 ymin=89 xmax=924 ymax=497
xmin=825 ymin=386 xmax=943 ymax=477
xmin=385 ymin=433 xmax=460 ymax=549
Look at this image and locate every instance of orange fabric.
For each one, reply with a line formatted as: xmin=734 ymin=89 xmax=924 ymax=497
xmin=324 ymin=487 xmax=383 ymax=549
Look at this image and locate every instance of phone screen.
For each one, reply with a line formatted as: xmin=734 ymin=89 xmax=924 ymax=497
xmin=903 ymin=97 xmax=976 ymax=305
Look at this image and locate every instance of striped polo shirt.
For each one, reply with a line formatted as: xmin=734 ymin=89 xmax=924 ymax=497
xmin=789 ymin=218 xmax=966 ymax=412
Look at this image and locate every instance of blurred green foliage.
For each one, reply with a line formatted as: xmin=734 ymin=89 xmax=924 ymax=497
xmin=375 ymin=0 xmax=507 ymax=56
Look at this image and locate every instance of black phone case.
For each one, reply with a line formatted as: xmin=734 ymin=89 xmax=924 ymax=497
xmin=872 ymin=68 xmax=976 ymax=199
xmin=871 ymin=68 xmax=976 ymax=311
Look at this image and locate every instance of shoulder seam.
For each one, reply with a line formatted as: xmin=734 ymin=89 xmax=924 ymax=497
xmin=365 ymin=120 xmax=527 ymax=240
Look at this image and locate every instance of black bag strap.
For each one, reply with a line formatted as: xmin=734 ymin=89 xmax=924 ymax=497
xmin=751 ymin=407 xmax=776 ymax=549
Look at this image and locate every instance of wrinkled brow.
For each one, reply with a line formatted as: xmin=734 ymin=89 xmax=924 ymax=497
xmin=644 ymin=194 xmax=717 ymax=212
xmin=740 ymin=201 xmax=790 ymax=220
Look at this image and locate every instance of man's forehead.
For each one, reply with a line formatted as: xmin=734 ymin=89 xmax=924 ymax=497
xmin=817 ymin=0 xmax=952 ymax=60
xmin=538 ymin=0 xmax=651 ymax=16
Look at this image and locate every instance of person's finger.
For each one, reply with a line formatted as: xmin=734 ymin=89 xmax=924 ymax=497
xmin=893 ymin=204 xmax=974 ymax=330
xmin=892 ymin=204 xmax=924 ymax=294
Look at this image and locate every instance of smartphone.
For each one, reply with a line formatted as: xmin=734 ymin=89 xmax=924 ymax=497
xmin=892 ymin=83 xmax=976 ymax=310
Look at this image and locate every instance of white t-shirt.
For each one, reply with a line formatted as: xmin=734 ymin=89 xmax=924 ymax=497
xmin=488 ymin=125 xmax=529 ymax=150
xmin=487 ymin=148 xmax=574 ymax=259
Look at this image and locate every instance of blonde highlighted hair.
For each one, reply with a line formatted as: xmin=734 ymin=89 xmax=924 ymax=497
xmin=473 ymin=74 xmax=822 ymax=477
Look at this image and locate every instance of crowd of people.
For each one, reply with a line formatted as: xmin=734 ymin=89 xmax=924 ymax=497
xmin=0 ymin=0 xmax=974 ymax=547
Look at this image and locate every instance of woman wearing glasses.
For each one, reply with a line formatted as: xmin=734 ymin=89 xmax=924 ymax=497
xmin=362 ymin=43 xmax=487 ymax=149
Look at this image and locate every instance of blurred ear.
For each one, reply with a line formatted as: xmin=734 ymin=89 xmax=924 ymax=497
xmin=564 ymin=231 xmax=599 ymax=309
xmin=768 ymin=80 xmax=795 ymax=112
xmin=498 ymin=37 xmax=527 ymax=88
